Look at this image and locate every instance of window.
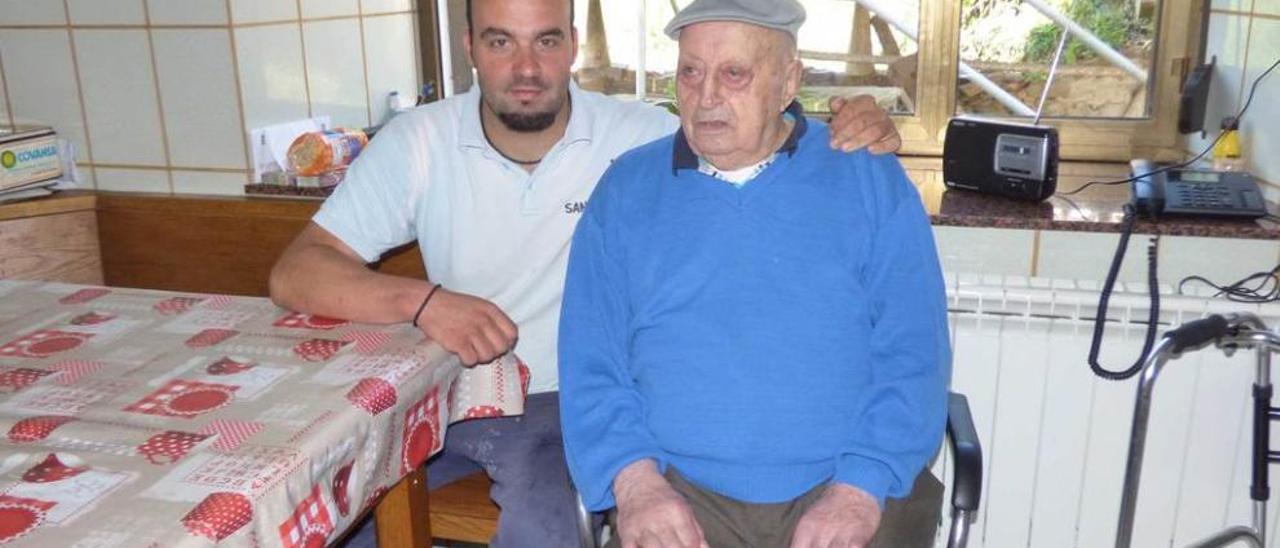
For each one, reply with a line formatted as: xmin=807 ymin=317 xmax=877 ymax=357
xmin=427 ymin=0 xmax=1203 ymax=162
xmin=569 ymin=0 xmax=920 ymax=116
xmin=957 ymin=0 xmax=1160 ymax=120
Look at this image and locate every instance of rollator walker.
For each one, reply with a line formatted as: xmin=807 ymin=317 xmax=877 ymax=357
xmin=1117 ymin=312 xmax=1280 ymax=548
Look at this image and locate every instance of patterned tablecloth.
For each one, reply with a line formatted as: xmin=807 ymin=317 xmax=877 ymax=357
xmin=0 ymin=281 xmax=526 ymax=546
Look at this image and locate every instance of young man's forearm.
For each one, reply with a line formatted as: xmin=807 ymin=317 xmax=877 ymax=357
xmin=269 ymin=239 xmax=430 ymax=325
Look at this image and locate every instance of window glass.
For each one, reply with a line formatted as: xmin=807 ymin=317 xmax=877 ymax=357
xmin=955 ymin=0 xmax=1159 ymax=119
xmin=570 ymin=0 xmax=920 ymax=115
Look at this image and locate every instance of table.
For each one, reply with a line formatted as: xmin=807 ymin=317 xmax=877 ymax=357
xmin=0 ymin=280 xmax=525 ymax=546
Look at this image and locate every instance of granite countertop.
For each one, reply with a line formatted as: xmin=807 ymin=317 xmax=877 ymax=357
xmin=925 ymin=178 xmax=1280 ymax=240
xmin=6 ymin=171 xmax=1277 ymax=240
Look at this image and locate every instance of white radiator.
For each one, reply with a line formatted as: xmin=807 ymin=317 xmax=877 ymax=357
xmin=934 ymin=274 xmax=1280 ymax=548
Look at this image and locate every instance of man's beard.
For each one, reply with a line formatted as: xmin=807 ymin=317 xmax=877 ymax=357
xmin=488 ymin=76 xmax=564 ymax=132
xmin=496 ymin=110 xmax=559 ymax=132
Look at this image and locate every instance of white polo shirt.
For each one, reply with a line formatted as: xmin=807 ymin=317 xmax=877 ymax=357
xmin=314 ymin=83 xmax=677 ymax=394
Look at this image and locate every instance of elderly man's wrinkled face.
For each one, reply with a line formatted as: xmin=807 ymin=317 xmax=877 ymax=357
xmin=676 ymin=21 xmax=801 ymax=169
xmin=466 ymin=0 xmax=577 ymax=132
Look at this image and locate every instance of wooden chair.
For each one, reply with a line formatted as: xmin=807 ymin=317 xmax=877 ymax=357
xmin=428 ymin=472 xmax=499 ymax=544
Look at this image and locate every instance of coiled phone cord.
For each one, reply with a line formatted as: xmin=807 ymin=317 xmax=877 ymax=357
xmin=1087 ymin=204 xmax=1162 ymax=381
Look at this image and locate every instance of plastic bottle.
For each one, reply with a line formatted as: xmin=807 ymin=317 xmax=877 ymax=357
xmin=382 ymin=92 xmax=406 ymax=126
xmin=1212 ymin=116 xmax=1244 ymax=171
xmin=287 ymin=128 xmax=369 ymax=177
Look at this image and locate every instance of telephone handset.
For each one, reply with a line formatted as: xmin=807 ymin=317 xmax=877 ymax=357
xmin=1128 ymin=159 xmax=1268 ymax=220
xmin=1129 ymin=159 xmax=1164 ymax=218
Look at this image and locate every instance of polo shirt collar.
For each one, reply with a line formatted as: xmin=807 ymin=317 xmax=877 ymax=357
xmin=672 ymin=100 xmax=807 ymax=174
xmin=458 ymin=81 xmax=593 ymax=152
xmin=561 ymin=82 xmax=593 ymax=145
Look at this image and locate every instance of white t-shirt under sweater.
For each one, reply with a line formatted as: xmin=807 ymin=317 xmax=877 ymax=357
xmin=313 ymin=83 xmax=677 ymax=394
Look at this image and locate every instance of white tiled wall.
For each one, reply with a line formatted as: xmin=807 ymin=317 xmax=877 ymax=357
xmin=935 ymin=225 xmax=1280 ymax=289
xmin=147 ymin=0 xmax=228 ymax=25
xmin=933 ymin=227 xmax=1037 ymax=278
xmin=230 ymin=0 xmax=298 ymax=25
xmin=0 ymin=29 xmax=90 ymax=157
xmin=1187 ymin=3 xmax=1280 ymax=196
xmin=74 ymin=29 xmax=167 ymax=167
xmin=0 ymin=0 xmax=421 ymax=196
xmin=0 ymin=1 xmax=66 ymax=26
xmin=234 ymin=24 xmax=311 ymax=129
xmin=1036 ymin=230 xmax=1150 ymax=282
xmin=152 ymin=29 xmax=246 ymax=170
xmin=67 ymin=0 xmax=147 ymax=26
xmin=303 ymin=18 xmax=369 ymax=130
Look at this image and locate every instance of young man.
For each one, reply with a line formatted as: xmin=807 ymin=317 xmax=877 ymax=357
xmin=559 ymin=1 xmax=950 ymax=547
xmin=269 ymin=0 xmax=904 ymax=545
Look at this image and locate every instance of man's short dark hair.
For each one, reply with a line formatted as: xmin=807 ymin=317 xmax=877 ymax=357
xmin=466 ymin=0 xmax=575 ymax=34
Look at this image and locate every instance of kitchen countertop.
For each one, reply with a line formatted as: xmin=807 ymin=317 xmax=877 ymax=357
xmin=923 ymin=178 xmax=1280 ymax=240
xmin=6 ymin=173 xmax=1279 ymax=241
xmin=0 ymin=189 xmax=96 ymax=221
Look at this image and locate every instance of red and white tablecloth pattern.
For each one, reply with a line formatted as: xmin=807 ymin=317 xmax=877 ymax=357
xmin=0 ymin=281 xmax=526 ymax=546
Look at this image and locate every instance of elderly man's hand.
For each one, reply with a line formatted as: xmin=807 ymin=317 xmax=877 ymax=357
xmin=415 ymin=288 xmax=517 ymax=367
xmin=789 ymin=482 xmax=881 ymax=548
xmin=613 ymin=460 xmax=709 ymax=548
xmin=827 ymin=95 xmax=901 ymax=155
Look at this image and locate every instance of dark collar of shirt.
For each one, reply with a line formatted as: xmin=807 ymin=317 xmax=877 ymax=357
xmin=671 ymin=100 xmax=808 ymax=175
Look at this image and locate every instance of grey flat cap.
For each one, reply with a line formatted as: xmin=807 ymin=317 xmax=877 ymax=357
xmin=664 ymin=0 xmax=806 ymax=40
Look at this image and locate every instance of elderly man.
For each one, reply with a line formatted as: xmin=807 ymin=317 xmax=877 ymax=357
xmin=272 ymin=1 xmax=905 ymax=545
xmin=558 ymin=1 xmax=951 ymax=547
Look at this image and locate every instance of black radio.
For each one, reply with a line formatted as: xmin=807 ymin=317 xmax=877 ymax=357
xmin=943 ymin=117 xmax=1060 ymax=202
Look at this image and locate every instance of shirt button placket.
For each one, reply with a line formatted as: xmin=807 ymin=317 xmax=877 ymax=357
xmin=521 ymin=175 xmax=539 ymax=215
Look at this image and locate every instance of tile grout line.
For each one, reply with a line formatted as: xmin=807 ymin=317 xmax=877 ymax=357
xmin=226 ymin=0 xmax=254 ymax=187
xmin=296 ymin=0 xmax=314 ymax=118
xmin=358 ymin=0 xmax=374 ymax=127
xmin=63 ymin=0 xmax=98 ymax=189
xmin=1236 ymin=0 xmax=1257 ymax=112
xmin=0 ymin=11 xmax=415 ymax=31
xmin=0 ymin=23 xmax=225 ymax=30
xmin=0 ymin=46 xmax=16 ymax=127
xmin=79 ymin=162 xmax=249 ymax=173
xmin=231 ymin=10 xmax=415 ymax=28
xmin=142 ymin=0 xmax=176 ymax=194
xmin=1030 ymin=230 xmax=1041 ymax=278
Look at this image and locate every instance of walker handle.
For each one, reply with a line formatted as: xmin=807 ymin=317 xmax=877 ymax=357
xmin=1164 ymin=315 xmax=1230 ymax=353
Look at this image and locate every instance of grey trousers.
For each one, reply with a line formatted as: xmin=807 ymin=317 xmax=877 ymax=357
xmin=606 ymin=467 xmax=943 ymax=548
xmin=334 ymin=392 xmax=579 ymax=548
xmin=426 ymin=391 xmax=580 ymax=548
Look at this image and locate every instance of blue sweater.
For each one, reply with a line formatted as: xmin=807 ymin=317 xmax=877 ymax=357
xmin=559 ymin=118 xmax=951 ymax=512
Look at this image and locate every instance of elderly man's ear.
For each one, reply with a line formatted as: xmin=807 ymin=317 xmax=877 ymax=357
xmin=826 ymin=94 xmax=903 ymax=155
xmin=782 ymin=58 xmax=803 ymax=114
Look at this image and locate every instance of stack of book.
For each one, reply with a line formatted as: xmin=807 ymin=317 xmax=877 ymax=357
xmin=0 ymin=125 xmax=63 ymax=202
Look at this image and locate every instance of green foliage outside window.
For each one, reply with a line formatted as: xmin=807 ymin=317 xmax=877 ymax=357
xmin=1024 ymin=0 xmax=1151 ymax=64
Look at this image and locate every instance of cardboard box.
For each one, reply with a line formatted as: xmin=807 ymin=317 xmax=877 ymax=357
xmin=0 ymin=125 xmax=62 ymax=191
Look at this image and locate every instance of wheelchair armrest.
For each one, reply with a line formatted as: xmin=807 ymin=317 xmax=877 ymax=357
xmin=575 ymin=490 xmax=598 ymax=548
xmin=947 ymin=392 xmax=983 ymax=513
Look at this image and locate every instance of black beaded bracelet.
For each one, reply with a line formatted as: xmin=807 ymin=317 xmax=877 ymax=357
xmin=411 ymin=283 xmax=443 ymax=328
